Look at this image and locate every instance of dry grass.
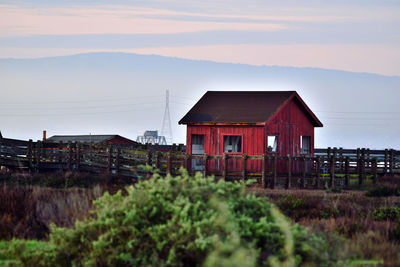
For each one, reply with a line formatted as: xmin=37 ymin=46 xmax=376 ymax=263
xmin=248 ymin=180 xmax=400 ymax=266
xmin=0 ymin=184 xmax=106 ymax=240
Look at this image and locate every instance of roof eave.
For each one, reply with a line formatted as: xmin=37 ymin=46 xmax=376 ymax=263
xmin=264 ymin=92 xmax=296 ymax=125
xmin=292 ymin=92 xmax=323 ymax=127
xmin=183 ymin=122 xmax=266 ymax=126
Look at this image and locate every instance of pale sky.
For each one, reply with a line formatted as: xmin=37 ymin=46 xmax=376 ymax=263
xmin=1 ymin=0 xmax=399 ymax=76
xmin=0 ymin=1 xmax=400 ymax=149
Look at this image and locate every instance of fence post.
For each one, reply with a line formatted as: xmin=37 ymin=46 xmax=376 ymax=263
xmin=321 ymin=155 xmax=325 ymax=178
xmin=361 ymin=148 xmax=365 ymax=169
xmin=361 ymin=148 xmax=366 ymax=182
xmin=372 ymin=158 xmax=377 ymax=184
xmin=75 ymin=143 xmax=80 ymax=171
xmin=107 ymin=144 xmax=112 ymax=173
xmin=356 ymin=148 xmax=361 ymax=174
xmin=300 ymin=156 xmax=306 ymax=188
xmin=271 ymin=154 xmax=277 ymax=189
xmin=223 ymin=153 xmax=228 ymax=180
xmin=155 ymin=152 xmax=160 ymax=171
xmin=358 ymin=155 xmax=364 ymax=186
xmin=146 ymin=151 xmax=152 ymax=166
xmin=345 ymin=157 xmax=350 ymax=187
xmin=329 ymin=155 xmax=335 ymax=188
xmin=167 ymin=152 xmax=172 ymax=175
xmin=241 ymin=153 xmax=247 ymax=181
xmin=366 ymin=149 xmax=370 ymax=168
xmin=202 ymin=154 xmax=208 ymax=177
xmin=390 ymin=149 xmax=394 ymax=176
xmin=185 ymin=154 xmax=190 ymax=173
xmin=146 ymin=151 xmax=152 ymax=178
xmin=115 ymin=148 xmax=120 ymax=174
xmin=327 ymin=147 xmax=331 ymax=158
xmin=54 ymin=144 xmax=58 ymax=162
xmin=286 ymin=155 xmax=291 ymax=189
xmin=35 ymin=140 xmax=41 ymax=172
xmin=362 ymin=151 xmax=366 ymax=182
xmin=262 ymin=154 xmax=267 ymax=188
xmin=67 ymin=141 xmax=73 ymax=171
xmin=315 ymin=156 xmax=320 ymax=189
xmin=384 ymin=149 xmax=388 ymax=174
xmin=339 ymin=147 xmax=344 ymax=172
xmin=58 ymin=141 xmax=63 ymax=165
xmin=27 ymin=139 xmax=33 ymax=172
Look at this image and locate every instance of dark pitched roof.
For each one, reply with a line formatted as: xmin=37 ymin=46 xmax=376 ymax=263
xmin=179 ymin=91 xmax=322 ymax=127
xmin=46 ymin=135 xmax=134 ymax=143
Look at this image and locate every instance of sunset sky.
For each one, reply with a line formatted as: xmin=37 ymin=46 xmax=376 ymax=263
xmin=1 ymin=0 xmax=399 ymax=76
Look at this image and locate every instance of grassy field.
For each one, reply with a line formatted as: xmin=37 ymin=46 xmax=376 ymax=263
xmin=248 ymin=176 xmax=400 ymax=266
xmin=0 ymin=173 xmax=399 ymax=265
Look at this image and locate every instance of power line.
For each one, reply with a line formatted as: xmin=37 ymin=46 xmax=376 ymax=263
xmin=320 ymin=117 xmax=400 ymax=120
xmin=325 ymin=125 xmax=393 ymax=127
xmin=316 ymin=110 xmax=400 ymax=114
xmin=170 ymin=94 xmax=198 ymax=101
xmin=170 ymin=101 xmax=193 ymax=106
xmin=0 ymin=101 xmax=165 ymax=110
xmin=0 ymin=106 xmax=164 ymax=117
xmin=0 ymin=95 xmax=163 ymax=106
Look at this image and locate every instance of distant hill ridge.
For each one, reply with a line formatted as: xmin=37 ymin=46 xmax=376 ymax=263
xmin=1 ymin=52 xmax=397 ymax=79
xmin=0 ymin=52 xmax=399 ymax=149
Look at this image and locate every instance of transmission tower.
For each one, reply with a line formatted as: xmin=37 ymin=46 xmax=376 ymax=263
xmin=161 ymin=90 xmax=173 ymax=144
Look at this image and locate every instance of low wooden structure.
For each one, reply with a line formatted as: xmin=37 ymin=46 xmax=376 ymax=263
xmin=45 ymin=134 xmax=139 ymax=145
xmin=1 ymin=136 xmax=399 ymax=189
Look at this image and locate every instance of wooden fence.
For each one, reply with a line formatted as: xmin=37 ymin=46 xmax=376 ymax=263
xmin=0 ymin=137 xmax=399 ymax=189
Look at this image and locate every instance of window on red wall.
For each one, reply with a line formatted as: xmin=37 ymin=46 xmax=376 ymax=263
xmin=267 ymin=135 xmax=278 ymax=153
xmin=191 ymin=134 xmax=205 ymax=155
xmin=191 ymin=134 xmax=205 ymax=171
xmin=224 ymin=135 xmax=242 ymax=153
xmin=301 ymin=136 xmax=311 ymax=154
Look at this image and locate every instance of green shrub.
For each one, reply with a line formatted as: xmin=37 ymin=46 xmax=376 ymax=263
xmin=372 ymin=207 xmax=400 ymax=221
xmin=276 ymin=194 xmax=313 ymax=221
xmin=325 ymin=188 xmax=342 ymax=194
xmin=0 ymin=239 xmax=49 ymax=266
xmin=4 ymin=169 xmax=338 ymax=266
xmin=365 ymin=186 xmax=400 ymax=198
xmin=320 ymin=206 xmax=340 ymax=219
xmin=389 ymin=221 xmax=400 ymax=241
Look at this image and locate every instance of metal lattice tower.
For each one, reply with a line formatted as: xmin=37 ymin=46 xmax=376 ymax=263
xmin=161 ymin=90 xmax=173 ymax=144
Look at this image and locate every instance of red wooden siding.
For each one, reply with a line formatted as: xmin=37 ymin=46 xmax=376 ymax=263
xmin=265 ymin=97 xmax=315 ymax=157
xmin=187 ymin=125 xmax=264 ymax=172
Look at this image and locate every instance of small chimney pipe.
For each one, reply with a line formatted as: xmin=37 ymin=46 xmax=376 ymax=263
xmin=43 ymin=130 xmax=47 ymax=141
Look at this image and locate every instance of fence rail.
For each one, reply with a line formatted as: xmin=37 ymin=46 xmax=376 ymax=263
xmin=1 ymin=137 xmax=399 ymax=189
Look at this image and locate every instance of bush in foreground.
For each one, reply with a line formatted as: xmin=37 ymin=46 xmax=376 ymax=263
xmin=2 ymin=170 xmax=339 ymax=266
xmin=372 ymin=207 xmax=400 ymax=221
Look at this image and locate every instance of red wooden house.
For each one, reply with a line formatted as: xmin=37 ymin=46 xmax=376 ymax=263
xmin=179 ymin=91 xmax=323 ymax=172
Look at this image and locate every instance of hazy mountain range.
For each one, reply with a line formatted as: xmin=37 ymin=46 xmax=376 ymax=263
xmin=0 ymin=52 xmax=399 ymax=149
